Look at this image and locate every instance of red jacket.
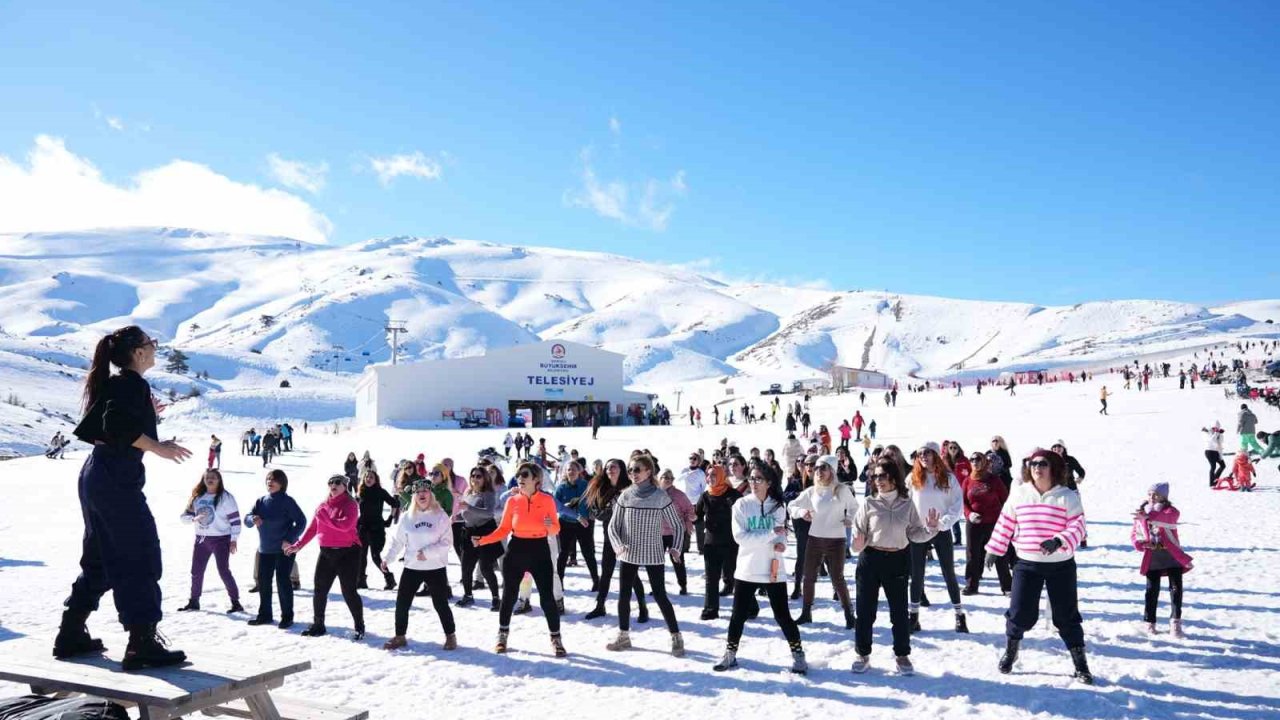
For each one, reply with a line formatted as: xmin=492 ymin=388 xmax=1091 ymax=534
xmin=963 ymin=470 xmax=1008 ymax=523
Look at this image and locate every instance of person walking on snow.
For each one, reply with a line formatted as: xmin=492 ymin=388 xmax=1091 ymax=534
xmin=852 ymin=411 xmax=865 ymax=441
xmin=1099 ymin=386 xmax=1110 ymax=415
xmin=1201 ymin=422 xmax=1226 ymax=487
xmin=1237 ymin=404 xmax=1263 ymax=455
xmin=1132 ymin=482 xmax=1192 ymax=637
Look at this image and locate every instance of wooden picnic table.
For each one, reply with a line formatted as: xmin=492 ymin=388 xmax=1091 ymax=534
xmin=0 ymin=641 xmax=361 ymax=720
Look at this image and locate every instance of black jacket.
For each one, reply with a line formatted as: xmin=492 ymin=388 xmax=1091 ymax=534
xmin=73 ymin=369 xmax=156 ymax=451
xmin=357 ymin=485 xmax=398 ymax=530
xmin=695 ymin=487 xmax=743 ymax=546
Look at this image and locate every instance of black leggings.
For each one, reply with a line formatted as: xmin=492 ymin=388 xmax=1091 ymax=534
xmin=1205 ymin=451 xmax=1226 ymax=485
xmin=618 ymin=563 xmax=679 ymax=632
xmin=557 ymin=519 xmax=599 ymax=585
xmin=499 ymin=537 xmax=560 ymax=633
xmin=726 ymin=580 xmax=800 ymax=650
xmin=395 ymin=567 xmax=454 ymax=636
xmin=702 ymin=544 xmax=737 ymax=610
xmin=312 ymin=546 xmax=364 ymax=631
xmin=1144 ymin=569 xmax=1184 ymax=622
xmin=460 ymin=523 xmax=500 ymax=599
xmin=910 ymin=532 xmax=962 ymax=608
xmin=791 ymin=518 xmax=811 ymax=592
xmin=662 ymin=535 xmax=689 ymax=591
xmin=357 ymin=525 xmax=387 ymax=581
xmin=595 ymin=537 xmax=646 ymax=608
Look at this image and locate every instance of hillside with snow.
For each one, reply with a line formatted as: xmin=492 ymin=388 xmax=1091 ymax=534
xmin=0 ymin=227 xmax=1277 ymax=455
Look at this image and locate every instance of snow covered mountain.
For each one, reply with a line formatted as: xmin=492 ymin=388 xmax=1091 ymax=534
xmin=0 ymin=227 xmax=1277 ymax=454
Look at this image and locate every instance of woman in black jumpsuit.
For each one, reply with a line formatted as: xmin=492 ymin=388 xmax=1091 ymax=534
xmin=55 ymin=326 xmax=193 ymax=671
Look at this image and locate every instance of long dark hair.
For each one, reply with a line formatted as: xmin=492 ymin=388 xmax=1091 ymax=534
xmin=585 ymin=458 xmax=630 ymax=510
xmin=82 ymin=326 xmax=150 ymax=412
xmin=356 ymin=470 xmax=381 ymax=499
xmin=187 ymin=469 xmax=225 ymax=512
xmin=748 ymin=460 xmax=786 ymax=509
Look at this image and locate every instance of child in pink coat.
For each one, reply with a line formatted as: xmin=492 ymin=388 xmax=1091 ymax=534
xmin=1132 ymin=482 xmax=1193 ymax=637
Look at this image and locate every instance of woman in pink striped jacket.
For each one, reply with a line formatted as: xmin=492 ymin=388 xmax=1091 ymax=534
xmin=985 ymin=448 xmax=1093 ymax=684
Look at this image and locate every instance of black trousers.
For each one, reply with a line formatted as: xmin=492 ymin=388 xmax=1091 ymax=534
xmin=1144 ymin=569 xmax=1184 ymax=622
xmin=357 ymin=525 xmax=389 ymax=582
xmin=557 ymin=519 xmax=599 ymax=585
xmin=702 ymin=544 xmax=738 ymax=611
xmin=726 ymin=580 xmax=800 ymax=648
xmin=312 ymin=546 xmax=364 ymax=631
xmin=1205 ymin=450 xmax=1226 ymax=485
xmin=965 ymin=522 xmax=1012 ymax=592
xmin=855 ymin=548 xmax=911 ymax=657
xmin=791 ymin=517 xmax=811 ymax=592
xmin=461 ymin=522 xmax=501 ymax=599
xmin=256 ymin=552 xmax=295 ymax=620
xmin=1006 ymin=558 xmax=1084 ymax=648
xmin=661 ymin=535 xmax=689 ymax=591
xmin=499 ymin=537 xmax=560 ymax=633
xmin=395 ymin=567 xmax=455 ymax=636
xmin=66 ymin=447 xmax=163 ymax=627
xmin=693 ymin=518 xmax=706 ymax=554
xmin=618 ymin=562 xmax=680 ymax=632
xmin=594 ymin=537 xmax=646 ymax=609
xmin=910 ymin=531 xmax=962 ymax=607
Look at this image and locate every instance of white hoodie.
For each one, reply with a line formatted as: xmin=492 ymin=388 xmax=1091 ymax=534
xmin=788 ymin=482 xmax=858 ymax=539
xmin=677 ymin=466 xmax=706 ymax=500
xmin=909 ymin=471 xmax=963 ymax=538
xmin=731 ymin=494 xmax=790 ymax=584
xmin=385 ymin=505 xmax=452 ymax=571
xmin=181 ymin=492 xmax=242 ymax=539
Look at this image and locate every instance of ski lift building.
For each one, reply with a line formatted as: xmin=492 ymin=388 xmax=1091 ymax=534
xmin=829 ymin=366 xmax=894 ymax=391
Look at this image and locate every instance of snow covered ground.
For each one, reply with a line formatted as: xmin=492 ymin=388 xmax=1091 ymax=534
xmin=2 ymin=370 xmax=1279 ymax=719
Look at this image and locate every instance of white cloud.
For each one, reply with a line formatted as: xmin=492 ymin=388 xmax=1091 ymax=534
xmin=266 ymin=153 xmax=328 ymax=194
xmin=369 ymin=151 xmax=443 ymax=186
xmin=609 ymin=116 xmax=622 ymax=135
xmin=106 ymin=116 xmax=125 ymax=131
xmin=565 ymin=148 xmax=686 ymax=231
xmin=0 ymin=135 xmax=333 ymax=244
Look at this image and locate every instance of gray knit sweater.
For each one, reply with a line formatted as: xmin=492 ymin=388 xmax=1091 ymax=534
xmin=608 ymin=482 xmax=685 ymax=566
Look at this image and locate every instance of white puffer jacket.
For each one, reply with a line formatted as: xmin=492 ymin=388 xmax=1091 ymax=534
xmin=731 ymin=494 xmax=789 ymax=584
xmin=385 ymin=505 xmax=452 ymax=571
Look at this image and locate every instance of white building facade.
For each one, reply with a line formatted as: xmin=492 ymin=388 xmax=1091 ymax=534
xmin=355 ymin=340 xmax=652 ymax=428
xmin=829 ymin=366 xmax=895 ymax=391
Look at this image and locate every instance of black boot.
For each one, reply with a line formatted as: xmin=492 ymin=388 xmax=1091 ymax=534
xmin=177 ymin=599 xmax=200 ymax=612
xmin=998 ymin=636 xmax=1020 ymax=674
xmin=383 ymin=573 xmax=397 ymax=591
xmin=357 ymin=576 xmax=369 ymax=590
xmin=795 ymin=605 xmax=813 ymax=625
xmin=844 ymin=605 xmax=856 ymax=630
xmin=919 ymin=591 xmax=931 ymax=607
xmin=584 ymin=604 xmax=607 ymax=620
xmin=909 ymin=611 xmax=921 ymax=633
xmin=227 ymin=601 xmax=245 ymax=614
xmin=122 ymin=624 xmax=186 ymax=671
xmin=52 ymin=609 xmax=106 ymax=659
xmin=514 ymin=598 xmax=532 ymax=615
xmin=955 ymin=613 xmax=969 ymax=634
xmin=1069 ymin=646 xmax=1094 ymax=685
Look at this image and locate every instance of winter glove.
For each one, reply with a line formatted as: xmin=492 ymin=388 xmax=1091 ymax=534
xmin=985 ymin=553 xmax=998 ymax=570
xmin=1039 ymin=537 xmax=1064 ymax=555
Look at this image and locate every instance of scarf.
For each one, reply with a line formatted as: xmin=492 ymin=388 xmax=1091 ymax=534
xmin=707 ymin=466 xmax=729 ymax=497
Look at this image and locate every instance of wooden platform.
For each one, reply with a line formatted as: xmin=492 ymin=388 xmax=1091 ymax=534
xmin=0 ymin=642 xmax=360 ymax=720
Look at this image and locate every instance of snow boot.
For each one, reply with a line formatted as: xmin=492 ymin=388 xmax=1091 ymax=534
xmin=551 ymin=632 xmax=567 ymax=658
xmin=443 ymin=633 xmax=458 ymax=651
xmin=670 ymin=632 xmax=685 ymax=658
xmin=1171 ymin=619 xmax=1185 ymax=639
xmin=895 ymin=655 xmax=915 ymax=676
xmin=277 ymin=615 xmax=293 ymax=630
xmin=584 ymin=604 xmax=607 ymax=620
xmin=514 ymin=598 xmax=532 ymax=615
xmin=121 ymin=624 xmax=186 ymax=672
xmin=998 ymin=636 xmax=1020 ymax=674
xmin=1145 ymin=621 xmax=1158 ymax=635
xmin=789 ymin=649 xmax=808 ymax=675
xmin=495 ymin=630 xmax=509 ymax=654
xmin=844 ymin=605 xmax=856 ymax=630
xmin=455 ymin=595 xmax=475 ymax=608
xmin=909 ymin=611 xmax=921 ymax=634
xmin=301 ymin=624 xmax=327 ymax=637
xmin=227 ymin=601 xmax=245 ymax=614
xmin=955 ymin=613 xmax=969 ymax=634
xmin=383 ymin=635 xmax=407 ymax=650
xmin=1069 ymin=646 xmax=1094 ymax=685
xmin=177 ymin=599 xmax=200 ymax=612
xmin=795 ymin=605 xmax=813 ymax=625
xmin=713 ymin=648 xmax=738 ymax=672
xmin=383 ymin=572 xmax=397 ymax=591
xmin=606 ymin=631 xmax=632 ymax=651
xmin=851 ymin=654 xmax=871 ymax=674
xmin=52 ymin=609 xmax=105 ymax=659
xmin=700 ymin=607 xmax=719 ymax=621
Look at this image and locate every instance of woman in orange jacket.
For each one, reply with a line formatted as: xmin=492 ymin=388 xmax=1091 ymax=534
xmin=475 ymin=462 xmax=566 ymax=656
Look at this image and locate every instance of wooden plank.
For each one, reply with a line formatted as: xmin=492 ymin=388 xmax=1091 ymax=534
xmin=212 ymin=695 xmax=369 ymax=720
xmin=243 ymin=692 xmax=283 ymax=720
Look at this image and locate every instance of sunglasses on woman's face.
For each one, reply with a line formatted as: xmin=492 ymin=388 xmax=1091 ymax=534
xmin=470 ymin=473 xmax=484 ymax=479
xmin=1028 ymin=460 xmax=1050 ymax=469
xmin=628 ymin=466 xmax=645 ymax=474
xmin=517 ymin=470 xmax=534 ymax=479
xmin=969 ymin=455 xmax=984 ymax=463
xmin=748 ymin=476 xmax=769 ymax=484
xmin=328 ymin=480 xmax=345 ymax=487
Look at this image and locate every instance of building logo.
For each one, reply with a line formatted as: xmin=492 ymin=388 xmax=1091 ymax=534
xmin=551 ymin=343 xmax=566 ymax=359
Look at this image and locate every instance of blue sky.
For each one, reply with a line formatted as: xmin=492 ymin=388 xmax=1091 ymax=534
xmin=1 ymin=1 xmax=1278 ymax=305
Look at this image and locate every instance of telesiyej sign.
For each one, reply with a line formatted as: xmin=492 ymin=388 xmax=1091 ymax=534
xmin=528 ymin=343 xmax=595 ymax=394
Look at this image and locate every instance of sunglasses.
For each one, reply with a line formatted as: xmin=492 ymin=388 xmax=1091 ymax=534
xmin=1051 ymin=446 xmax=1064 ymax=451
xmin=1028 ymin=460 xmax=1050 ymax=469
xmin=517 ymin=470 xmax=534 ymax=479
xmin=628 ymin=466 xmax=646 ymax=474
xmin=969 ymin=455 xmax=985 ymax=463
xmin=869 ymin=472 xmax=891 ymax=481
xmin=328 ymin=479 xmax=345 ymax=487
xmin=470 ymin=473 xmax=485 ymax=479
xmin=748 ymin=476 xmax=769 ymax=484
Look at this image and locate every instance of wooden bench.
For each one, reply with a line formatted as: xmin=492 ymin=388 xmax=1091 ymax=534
xmin=0 ymin=641 xmax=363 ymax=720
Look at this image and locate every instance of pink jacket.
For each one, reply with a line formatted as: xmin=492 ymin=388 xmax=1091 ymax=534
xmin=291 ymin=492 xmax=361 ymax=550
xmin=839 ymin=424 xmax=852 ymax=440
xmin=1131 ymin=504 xmax=1193 ymax=574
xmin=662 ymin=486 xmax=696 ymax=536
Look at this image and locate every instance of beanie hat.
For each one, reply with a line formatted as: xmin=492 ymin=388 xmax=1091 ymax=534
xmin=1149 ymin=481 xmax=1170 ymax=498
xmin=817 ymin=454 xmax=839 ymax=476
xmin=1028 ymin=447 xmax=1055 ymax=463
xmin=921 ymin=441 xmax=941 ymax=455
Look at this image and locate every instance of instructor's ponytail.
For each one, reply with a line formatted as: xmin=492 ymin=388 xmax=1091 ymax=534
xmin=82 ymin=325 xmax=149 ymax=413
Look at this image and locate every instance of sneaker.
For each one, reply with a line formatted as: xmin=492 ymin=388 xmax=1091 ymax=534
xmin=177 ymin=600 xmax=200 ymax=612
xmin=606 ymin=631 xmax=632 ymax=651
xmin=713 ymin=649 xmax=738 ymax=672
xmin=383 ymin=635 xmax=407 ymax=650
xmin=227 ymin=601 xmax=245 ymax=614
xmin=895 ymin=655 xmax=915 ymax=676
xmin=551 ymin=633 xmax=567 ymax=658
xmin=514 ymin=599 xmax=532 ymax=615
xmin=455 ymin=595 xmax=475 ymax=608
xmin=851 ymin=655 xmax=871 ymax=674
xmin=443 ymin=633 xmax=458 ymax=651
xmin=790 ymin=649 xmax=808 ymax=675
xmin=301 ymin=624 xmax=327 ymax=637
xmin=584 ymin=605 xmax=607 ymax=620
xmin=670 ymin=632 xmax=685 ymax=658
xmin=495 ymin=630 xmax=509 ymax=654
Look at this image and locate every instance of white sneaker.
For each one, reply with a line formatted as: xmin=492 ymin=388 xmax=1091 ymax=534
xmin=895 ymin=655 xmax=915 ymax=676
xmin=851 ymin=655 xmax=871 ymax=674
